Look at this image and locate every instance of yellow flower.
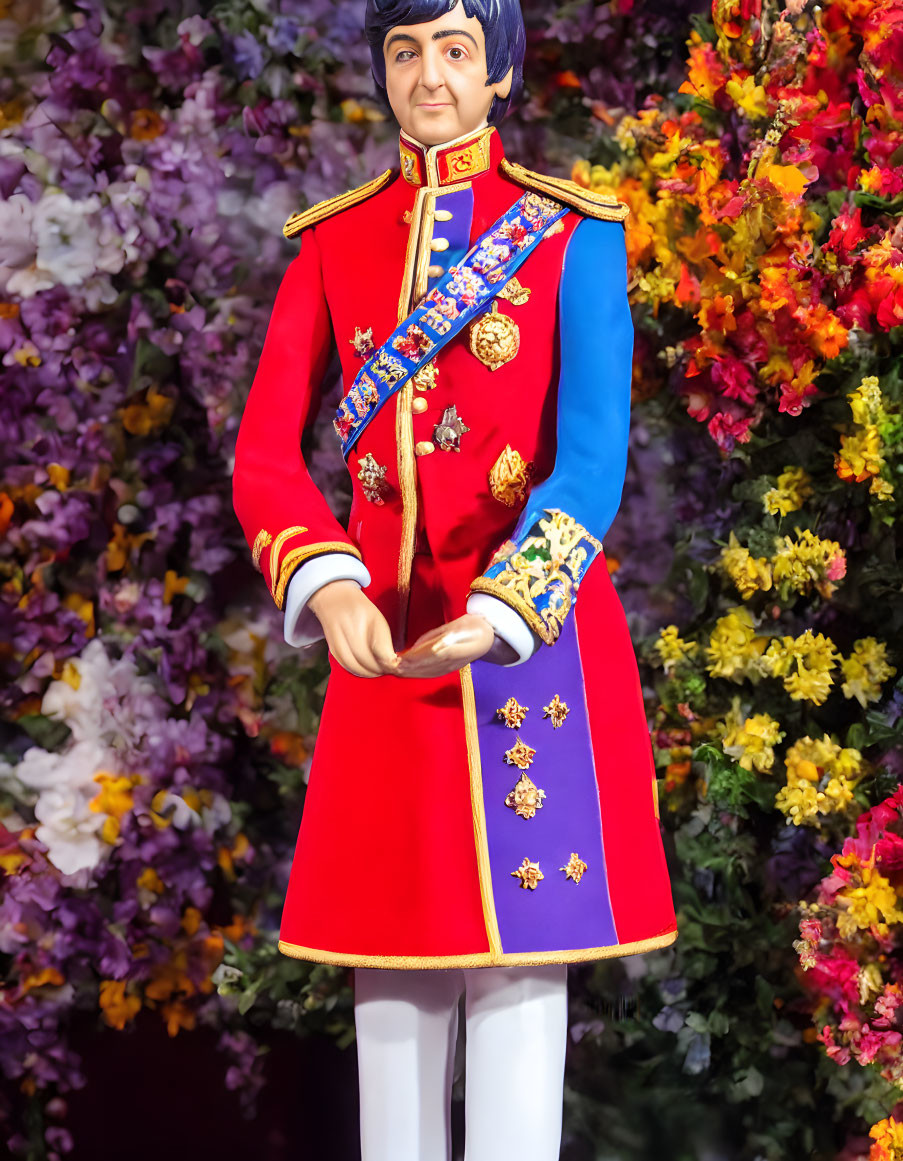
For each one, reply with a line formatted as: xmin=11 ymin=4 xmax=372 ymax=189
xmin=841 ymin=638 xmax=897 ymax=707
xmin=721 ymin=708 xmax=784 ymax=773
xmin=762 ymin=466 xmax=813 ymax=516
xmin=765 ymin=630 xmax=840 ymax=705
xmin=770 ymin=528 xmax=846 ymax=600
xmin=834 ymin=858 xmax=903 ymax=938
xmin=89 ymin=771 xmax=143 ymax=844
xmin=705 ymin=608 xmax=770 ymax=682
xmin=835 ymin=424 xmax=883 ymax=482
xmin=848 ymin=375 xmax=882 ymax=427
xmin=654 ymin=625 xmax=698 ymax=674
xmin=720 ymin=532 xmax=773 ymax=599
xmin=870 ymin=1115 xmax=903 ymax=1160
xmin=869 ymin=476 xmax=895 ymax=501
xmin=775 ymin=735 xmax=862 ymax=826
xmin=99 ymin=979 xmax=142 ymax=1030
xmin=725 ymin=73 xmax=769 ymax=119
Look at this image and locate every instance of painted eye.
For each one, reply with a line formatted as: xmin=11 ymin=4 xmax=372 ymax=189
xmin=447 ymin=46 xmax=466 ymax=60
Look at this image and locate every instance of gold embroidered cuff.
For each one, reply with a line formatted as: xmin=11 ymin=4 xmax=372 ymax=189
xmin=272 ymin=542 xmax=364 ymax=610
xmin=469 ymin=576 xmax=552 ymax=644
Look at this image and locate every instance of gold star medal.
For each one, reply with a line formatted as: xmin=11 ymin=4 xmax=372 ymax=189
xmin=496 ymin=696 xmax=528 ymax=728
xmin=560 ymin=853 xmax=588 ymax=884
xmin=511 ymin=857 xmax=544 ymax=890
xmin=505 ymin=774 xmax=546 ymax=820
xmin=542 ymin=694 xmax=570 ymax=728
xmin=504 ymin=738 xmax=536 ymax=769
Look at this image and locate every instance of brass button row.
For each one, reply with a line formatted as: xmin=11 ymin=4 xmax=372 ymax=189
xmin=412 ymin=396 xmax=428 ymax=414
xmin=414 ymin=440 xmax=435 ymax=457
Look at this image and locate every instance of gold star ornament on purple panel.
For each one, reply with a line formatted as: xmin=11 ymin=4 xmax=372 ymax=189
xmin=504 ymin=774 xmax=546 ymax=820
xmin=504 ymin=738 xmax=536 ymax=770
xmin=560 ymin=853 xmax=588 ymax=884
xmin=496 ymin=696 xmax=529 ymax=729
xmin=542 ymin=693 xmax=569 ymax=728
xmin=511 ymin=857 xmax=544 ymax=890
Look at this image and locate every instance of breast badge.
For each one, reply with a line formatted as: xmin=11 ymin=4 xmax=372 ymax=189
xmin=505 ymin=774 xmax=546 ymax=821
xmin=489 ymin=445 xmax=534 ymax=507
xmin=434 ymin=404 xmax=470 ymax=451
xmin=413 ymin=360 xmax=438 ymax=391
xmin=349 ymin=326 xmax=375 ymax=360
xmin=468 ymin=301 xmax=520 ymax=371
xmin=511 ymin=857 xmax=544 ymax=890
xmin=356 ymin=452 xmax=390 ymax=505
xmin=560 ymin=853 xmax=588 ymax=884
xmin=496 ymin=696 xmax=529 ymax=728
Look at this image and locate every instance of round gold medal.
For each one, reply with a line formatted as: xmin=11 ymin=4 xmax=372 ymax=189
xmin=468 ymin=302 xmax=520 ymax=371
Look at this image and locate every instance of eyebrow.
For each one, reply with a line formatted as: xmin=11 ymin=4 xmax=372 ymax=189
xmin=386 ymin=28 xmax=479 ymax=51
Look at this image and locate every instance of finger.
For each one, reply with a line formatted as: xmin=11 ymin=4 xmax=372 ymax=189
xmin=334 ymin=630 xmax=383 ymax=679
xmin=368 ymin=614 xmax=400 ymax=672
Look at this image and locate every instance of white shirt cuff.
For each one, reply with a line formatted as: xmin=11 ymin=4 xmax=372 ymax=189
xmin=283 ymin=553 xmax=372 ymax=648
xmin=466 ymin=593 xmax=541 ymax=666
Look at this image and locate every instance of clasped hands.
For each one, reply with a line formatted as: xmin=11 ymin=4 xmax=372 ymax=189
xmin=307 ymin=579 xmax=513 ymax=678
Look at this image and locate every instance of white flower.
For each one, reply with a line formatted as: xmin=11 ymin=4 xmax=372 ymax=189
xmin=33 ymin=781 xmax=108 ymax=876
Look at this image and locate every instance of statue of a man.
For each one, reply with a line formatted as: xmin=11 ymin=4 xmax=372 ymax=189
xmin=233 ymin=1 xmax=677 ymax=1156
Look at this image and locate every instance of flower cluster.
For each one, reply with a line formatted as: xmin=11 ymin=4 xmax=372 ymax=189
xmin=795 ymin=790 xmax=903 ymax=1097
xmin=575 ymin=0 xmax=903 ymax=451
xmin=836 ymin=375 xmax=902 ymax=506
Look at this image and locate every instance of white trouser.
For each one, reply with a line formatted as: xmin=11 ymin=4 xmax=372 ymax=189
xmin=353 ymin=964 xmax=568 ymax=1161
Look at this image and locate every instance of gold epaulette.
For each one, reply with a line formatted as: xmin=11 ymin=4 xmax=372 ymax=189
xmin=500 ymin=159 xmax=629 ymax=223
xmin=283 ymin=168 xmax=395 ymax=238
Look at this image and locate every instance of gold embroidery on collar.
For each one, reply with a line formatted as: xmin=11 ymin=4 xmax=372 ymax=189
xmin=399 ymin=125 xmax=494 ymax=188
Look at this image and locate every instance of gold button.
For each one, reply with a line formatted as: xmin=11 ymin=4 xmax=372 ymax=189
xmin=414 ymin=440 xmax=435 ymax=456
xmin=435 ymin=209 xmax=453 ymax=222
xmin=412 ymin=396 xmax=428 ymax=414
xmin=428 ymin=264 xmax=445 ymax=278
xmin=430 ymin=238 xmax=450 ymax=252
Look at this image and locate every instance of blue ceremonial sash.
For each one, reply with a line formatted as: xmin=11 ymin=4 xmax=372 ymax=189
xmin=334 ymin=189 xmax=570 ymax=459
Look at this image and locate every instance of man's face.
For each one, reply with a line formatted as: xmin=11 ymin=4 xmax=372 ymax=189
xmin=382 ymin=0 xmax=512 ymax=146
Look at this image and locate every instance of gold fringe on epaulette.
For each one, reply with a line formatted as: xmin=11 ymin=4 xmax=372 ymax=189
xmin=500 ymin=159 xmax=629 ymax=223
xmin=283 ymin=168 xmax=395 ymax=238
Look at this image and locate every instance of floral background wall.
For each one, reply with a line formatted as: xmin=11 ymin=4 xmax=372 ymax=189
xmin=1 ymin=0 xmax=902 ymax=1159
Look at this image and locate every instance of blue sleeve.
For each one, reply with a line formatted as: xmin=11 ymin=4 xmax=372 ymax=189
xmin=469 ymin=215 xmax=633 ymax=646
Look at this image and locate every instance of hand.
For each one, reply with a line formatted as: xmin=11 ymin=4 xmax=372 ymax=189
xmin=395 ymin=613 xmax=496 ymax=679
xmin=307 ymin=580 xmax=400 ymax=678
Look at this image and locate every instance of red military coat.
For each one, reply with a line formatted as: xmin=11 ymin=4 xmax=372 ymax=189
xmin=232 ymin=124 xmax=678 ymax=968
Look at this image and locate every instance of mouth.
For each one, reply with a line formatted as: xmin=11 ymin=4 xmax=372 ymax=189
xmin=418 ymin=102 xmax=452 ymax=108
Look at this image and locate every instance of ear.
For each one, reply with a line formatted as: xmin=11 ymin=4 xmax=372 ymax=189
xmin=490 ymin=64 xmax=514 ymax=101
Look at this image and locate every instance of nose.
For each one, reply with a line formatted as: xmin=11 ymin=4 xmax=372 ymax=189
xmin=418 ymin=45 xmax=443 ymax=90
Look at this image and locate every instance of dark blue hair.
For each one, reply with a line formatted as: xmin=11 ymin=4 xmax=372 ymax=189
xmin=364 ymin=0 xmax=525 ymax=125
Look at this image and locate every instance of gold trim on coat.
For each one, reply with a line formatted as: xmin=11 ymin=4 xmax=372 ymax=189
xmin=283 ymin=169 xmax=394 ymax=238
xmin=273 ymin=542 xmax=363 ymax=610
xmin=392 ymin=179 xmax=471 ymax=646
xmin=468 ymin=575 xmax=549 ymax=641
xmin=500 ymin=159 xmax=630 ymax=222
xmin=460 ymin=663 xmax=503 ymax=960
xmin=276 ymin=927 xmax=678 ymax=969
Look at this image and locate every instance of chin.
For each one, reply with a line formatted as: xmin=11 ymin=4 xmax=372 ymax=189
xmin=410 ymin=115 xmax=460 ymax=143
